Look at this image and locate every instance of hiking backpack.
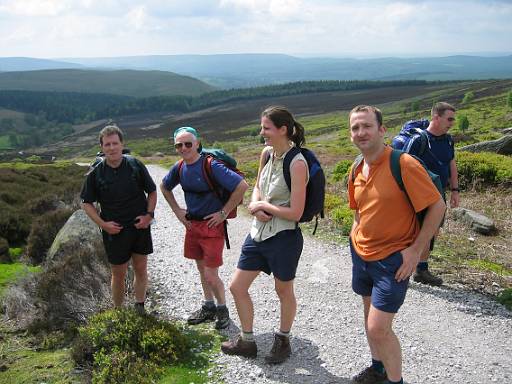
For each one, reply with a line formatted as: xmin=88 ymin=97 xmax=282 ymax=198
xmin=350 ymin=149 xmax=443 ymax=225
xmin=177 ymin=148 xmax=245 ymax=249
xmin=265 ymin=146 xmax=326 ymax=234
xmin=392 ymin=119 xmax=454 ymax=158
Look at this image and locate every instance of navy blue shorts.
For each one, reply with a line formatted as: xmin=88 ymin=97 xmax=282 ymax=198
xmin=238 ymin=229 xmax=303 ymax=281
xmin=350 ymin=238 xmax=409 ymax=313
xmin=102 ymin=226 xmax=153 ymax=265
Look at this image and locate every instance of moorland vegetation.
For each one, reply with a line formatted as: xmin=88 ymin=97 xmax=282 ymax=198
xmin=0 ymin=78 xmax=511 ymax=383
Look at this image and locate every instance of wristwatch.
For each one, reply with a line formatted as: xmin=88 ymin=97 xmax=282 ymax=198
xmin=146 ymin=211 xmax=155 ymax=218
xmin=219 ymin=209 xmax=227 ymax=220
xmin=451 ymin=188 xmax=460 ymax=192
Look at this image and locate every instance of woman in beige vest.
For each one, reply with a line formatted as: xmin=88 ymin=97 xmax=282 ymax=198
xmin=221 ymin=106 xmax=309 ymax=364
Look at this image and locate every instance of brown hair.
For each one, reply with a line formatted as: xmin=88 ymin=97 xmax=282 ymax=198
xmin=348 ymin=105 xmax=383 ymax=126
xmin=99 ymin=124 xmax=124 ymax=145
xmin=261 ymin=106 xmax=305 ymax=147
xmin=431 ymin=102 xmax=456 ymax=117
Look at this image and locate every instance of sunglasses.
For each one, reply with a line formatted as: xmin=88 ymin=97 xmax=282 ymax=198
xmin=174 ymin=142 xmax=193 ymax=149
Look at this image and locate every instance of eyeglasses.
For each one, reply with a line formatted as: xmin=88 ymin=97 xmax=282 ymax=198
xmin=447 ymin=117 xmax=455 ymax=122
xmin=174 ymin=142 xmax=193 ymax=149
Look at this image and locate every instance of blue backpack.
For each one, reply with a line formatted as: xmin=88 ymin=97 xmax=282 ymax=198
xmin=391 ymin=119 xmax=431 ymax=155
xmin=350 ymin=149 xmax=443 ymax=225
xmin=265 ymin=147 xmax=326 ymax=234
xmin=392 ymin=119 xmax=454 ymax=158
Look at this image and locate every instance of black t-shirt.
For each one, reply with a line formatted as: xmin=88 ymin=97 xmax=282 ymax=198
xmin=80 ymin=156 xmax=156 ymax=226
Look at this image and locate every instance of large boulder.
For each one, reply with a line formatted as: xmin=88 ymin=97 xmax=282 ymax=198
xmin=459 ymin=135 xmax=512 ymax=155
xmin=2 ymin=209 xmax=111 ymax=329
xmin=452 ymin=208 xmax=497 ymax=235
xmin=46 ymin=209 xmax=104 ymax=267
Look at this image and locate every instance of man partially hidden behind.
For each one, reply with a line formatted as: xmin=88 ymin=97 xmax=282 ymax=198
xmin=160 ymin=127 xmax=248 ymax=329
xmin=348 ymin=106 xmax=446 ymax=384
xmin=81 ymin=125 xmax=157 ymax=314
xmin=397 ymin=102 xmax=460 ymax=286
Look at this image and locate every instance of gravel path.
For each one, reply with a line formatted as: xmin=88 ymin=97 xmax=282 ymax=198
xmin=147 ymin=165 xmax=512 ymax=384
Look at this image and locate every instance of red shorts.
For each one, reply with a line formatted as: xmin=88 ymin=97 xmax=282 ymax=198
xmin=184 ymin=221 xmax=225 ymax=268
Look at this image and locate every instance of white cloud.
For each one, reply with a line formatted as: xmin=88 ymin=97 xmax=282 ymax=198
xmin=0 ymin=0 xmax=510 ymax=57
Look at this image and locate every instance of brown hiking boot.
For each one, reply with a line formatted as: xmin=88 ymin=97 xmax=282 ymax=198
xmin=264 ymin=334 xmax=291 ymax=364
xmin=413 ymin=269 xmax=443 ymax=286
xmin=221 ymin=335 xmax=257 ymax=358
xmin=187 ymin=305 xmax=216 ymax=325
xmin=351 ymin=366 xmax=387 ymax=384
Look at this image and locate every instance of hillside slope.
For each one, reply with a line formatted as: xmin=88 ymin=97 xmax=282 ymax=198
xmin=0 ymin=69 xmax=215 ymax=97
xmin=64 ymin=54 xmax=512 ymax=88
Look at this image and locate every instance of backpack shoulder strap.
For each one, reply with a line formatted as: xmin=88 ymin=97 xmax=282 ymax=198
xmin=202 ymin=155 xmax=216 ymax=190
xmin=177 ymin=159 xmax=184 ymax=183
xmin=124 ymin=155 xmax=144 ymax=188
xmin=282 ymin=146 xmax=301 ymax=191
xmin=350 ymin=154 xmax=364 ymax=183
xmin=390 ymin=149 xmax=405 ymax=192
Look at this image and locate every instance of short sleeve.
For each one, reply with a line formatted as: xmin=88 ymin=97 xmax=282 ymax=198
xmin=136 ymin=160 xmax=157 ymax=193
xmin=80 ymin=171 xmax=98 ymax=203
xmin=161 ymin=162 xmax=180 ymax=191
xmin=210 ymin=160 xmax=243 ymax=192
xmin=401 ymin=154 xmax=442 ymax=212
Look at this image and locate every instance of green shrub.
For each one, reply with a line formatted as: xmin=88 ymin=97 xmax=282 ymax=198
xmin=331 ymin=159 xmax=353 ymax=182
xmin=26 ymin=208 xmax=74 ymax=264
xmin=72 ymin=309 xmax=197 ymax=384
xmin=462 ymin=91 xmax=475 ymax=104
xmin=330 ymin=203 xmax=353 ymax=236
xmin=324 ymin=193 xmax=343 ymax=213
xmin=456 ymin=151 xmax=512 ymax=188
xmin=497 ymin=288 xmax=512 ymax=311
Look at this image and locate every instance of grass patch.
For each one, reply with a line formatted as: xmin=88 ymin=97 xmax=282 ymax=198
xmin=0 ymin=262 xmax=41 ymax=296
xmin=466 ymin=259 xmax=512 ymax=276
xmin=0 ymin=325 xmax=78 ymax=384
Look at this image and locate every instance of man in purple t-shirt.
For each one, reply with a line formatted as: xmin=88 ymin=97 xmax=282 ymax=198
xmin=160 ymin=127 xmax=248 ymax=329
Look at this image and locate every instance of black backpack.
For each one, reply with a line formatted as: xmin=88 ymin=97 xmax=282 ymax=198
xmin=265 ymin=147 xmax=326 ymax=234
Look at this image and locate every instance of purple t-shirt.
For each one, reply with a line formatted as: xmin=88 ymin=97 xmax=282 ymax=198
xmin=162 ymin=155 xmax=243 ymax=218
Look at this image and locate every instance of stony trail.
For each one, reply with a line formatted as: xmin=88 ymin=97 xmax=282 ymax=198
xmin=147 ymin=165 xmax=512 ymax=384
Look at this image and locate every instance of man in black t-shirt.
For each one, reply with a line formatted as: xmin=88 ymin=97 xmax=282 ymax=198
xmin=81 ymin=125 xmax=157 ymax=312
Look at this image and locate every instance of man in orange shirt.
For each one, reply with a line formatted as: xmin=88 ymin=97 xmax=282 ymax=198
xmin=347 ymin=105 xmax=446 ymax=384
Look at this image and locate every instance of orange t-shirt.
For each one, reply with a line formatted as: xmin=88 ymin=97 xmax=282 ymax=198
xmin=348 ymin=146 xmax=441 ymax=261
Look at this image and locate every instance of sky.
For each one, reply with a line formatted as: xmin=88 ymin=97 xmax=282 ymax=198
xmin=0 ymin=0 xmax=511 ymax=59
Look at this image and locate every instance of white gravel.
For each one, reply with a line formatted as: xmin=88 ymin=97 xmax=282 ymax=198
xmin=147 ymin=165 xmax=512 ymax=384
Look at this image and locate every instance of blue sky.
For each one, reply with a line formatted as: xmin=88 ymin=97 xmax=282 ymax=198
xmin=0 ymin=0 xmax=511 ymax=58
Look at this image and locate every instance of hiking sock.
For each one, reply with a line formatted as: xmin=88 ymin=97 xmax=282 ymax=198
xmin=276 ymin=330 xmax=290 ymax=338
xmin=417 ymin=261 xmax=429 ymax=272
xmin=135 ymin=302 xmax=145 ymax=308
xmin=387 ymin=378 xmax=403 ymax=384
xmin=241 ymin=331 xmax=255 ymax=342
xmin=371 ymin=358 xmax=385 ymax=374
xmin=203 ymin=300 xmax=216 ymax=309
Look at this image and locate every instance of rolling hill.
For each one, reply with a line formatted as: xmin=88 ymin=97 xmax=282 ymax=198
xmin=0 ymin=69 xmax=216 ymax=97
xmin=62 ymin=54 xmax=512 ymax=88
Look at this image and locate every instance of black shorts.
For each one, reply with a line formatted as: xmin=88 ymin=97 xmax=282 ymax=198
xmin=102 ymin=226 xmax=153 ymax=265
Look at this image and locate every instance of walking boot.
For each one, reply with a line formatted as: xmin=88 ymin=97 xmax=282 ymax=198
xmin=264 ymin=333 xmax=291 ymax=364
xmin=187 ymin=305 xmax=216 ymax=325
xmin=221 ymin=335 xmax=257 ymax=358
xmin=413 ymin=269 xmax=443 ymax=286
